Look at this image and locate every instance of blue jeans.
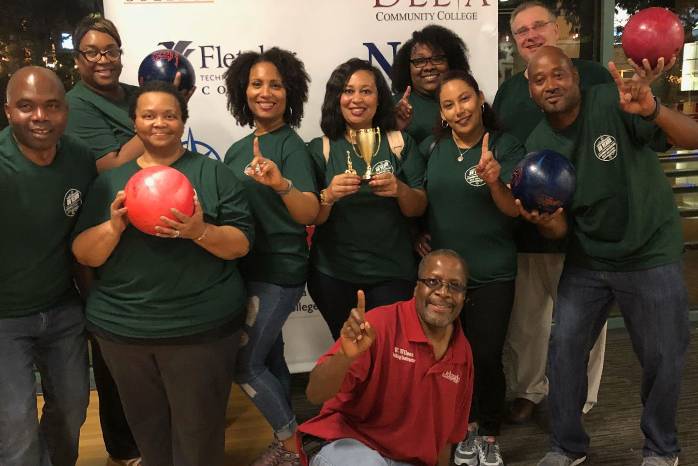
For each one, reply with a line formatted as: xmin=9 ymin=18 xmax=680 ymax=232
xmin=549 ymin=263 xmax=690 ymax=459
xmin=311 ymin=438 xmax=415 ymax=466
xmin=0 ymin=300 xmax=89 ymax=466
xmin=234 ymin=281 xmax=304 ymax=440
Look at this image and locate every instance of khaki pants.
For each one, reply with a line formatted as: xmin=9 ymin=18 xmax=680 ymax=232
xmin=504 ymin=253 xmax=606 ymax=412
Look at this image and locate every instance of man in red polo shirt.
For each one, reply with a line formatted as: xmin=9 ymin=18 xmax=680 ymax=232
xmin=298 ymin=249 xmax=473 ymax=466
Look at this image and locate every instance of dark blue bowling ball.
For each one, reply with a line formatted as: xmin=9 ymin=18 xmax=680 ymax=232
xmin=138 ymin=49 xmax=195 ymax=91
xmin=510 ymin=149 xmax=576 ymax=214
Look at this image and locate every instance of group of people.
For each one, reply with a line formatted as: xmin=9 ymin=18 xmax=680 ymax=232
xmin=1 ymin=2 xmax=695 ymax=466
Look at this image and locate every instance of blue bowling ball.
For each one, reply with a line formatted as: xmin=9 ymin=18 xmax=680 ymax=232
xmin=510 ymin=149 xmax=576 ymax=214
xmin=138 ymin=49 xmax=195 ymax=91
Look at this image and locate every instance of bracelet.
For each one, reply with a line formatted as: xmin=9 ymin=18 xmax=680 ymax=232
xmin=274 ymin=178 xmax=293 ymax=196
xmin=320 ymin=188 xmax=334 ymax=206
xmin=641 ymin=95 xmax=661 ymax=122
xmin=195 ymin=225 xmax=209 ymax=242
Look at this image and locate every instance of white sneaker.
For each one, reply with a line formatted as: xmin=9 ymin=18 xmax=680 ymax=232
xmin=478 ymin=440 xmax=504 ymax=466
xmin=453 ymin=430 xmax=479 ymax=466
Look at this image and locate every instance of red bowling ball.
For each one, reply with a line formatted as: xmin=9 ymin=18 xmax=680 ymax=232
xmin=124 ymin=166 xmax=195 ymax=236
xmin=622 ymin=7 xmax=684 ymax=68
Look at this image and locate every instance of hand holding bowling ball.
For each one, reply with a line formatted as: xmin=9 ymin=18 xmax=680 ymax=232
xmin=109 ymin=190 xmax=129 ymax=235
xmin=124 ymin=166 xmax=196 ymax=237
xmin=475 ymin=133 xmax=501 ymax=185
xmin=510 ymin=149 xmax=576 ymax=215
xmin=138 ymin=49 xmax=196 ymax=92
xmin=622 ymin=7 xmax=683 ymax=70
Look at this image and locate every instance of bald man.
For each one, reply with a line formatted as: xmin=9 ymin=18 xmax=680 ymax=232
xmin=0 ymin=66 xmax=96 ymax=466
xmin=524 ymin=46 xmax=698 ymax=466
xmin=494 ymin=1 xmax=613 ymax=425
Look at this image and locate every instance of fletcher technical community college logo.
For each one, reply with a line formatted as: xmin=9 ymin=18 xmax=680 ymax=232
xmin=594 ymin=135 xmax=618 ymax=162
xmin=464 ymin=165 xmax=485 ymax=187
xmin=63 ymin=189 xmax=82 ymax=217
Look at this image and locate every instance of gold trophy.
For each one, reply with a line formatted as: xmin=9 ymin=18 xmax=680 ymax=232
xmin=349 ymin=127 xmax=381 ymax=181
xmin=345 ymin=151 xmax=357 ymax=175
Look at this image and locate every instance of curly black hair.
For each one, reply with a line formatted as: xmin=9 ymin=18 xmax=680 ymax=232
xmin=391 ymin=24 xmax=470 ymax=94
xmin=320 ymin=58 xmax=397 ymax=140
xmin=433 ymin=70 xmax=499 ymax=140
xmin=129 ymin=80 xmax=189 ymax=123
xmin=223 ymin=47 xmax=309 ymax=128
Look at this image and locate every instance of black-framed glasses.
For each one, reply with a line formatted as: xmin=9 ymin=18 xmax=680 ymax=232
xmin=418 ymin=277 xmax=466 ymax=294
xmin=512 ymin=20 xmax=553 ymax=37
xmin=77 ymin=48 xmax=122 ymax=63
xmin=410 ymin=55 xmax=447 ymax=68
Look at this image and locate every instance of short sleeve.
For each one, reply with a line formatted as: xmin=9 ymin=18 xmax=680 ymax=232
xmin=72 ymin=174 xmax=115 ymax=239
xmin=307 ymin=137 xmax=330 ymax=189
xmin=66 ymin=98 xmax=123 ymax=159
xmin=214 ymin=162 xmax=255 ymax=245
xmin=398 ymin=131 xmax=426 ymax=188
xmin=280 ymin=138 xmax=318 ymax=194
xmin=493 ymin=132 xmax=526 ymax=181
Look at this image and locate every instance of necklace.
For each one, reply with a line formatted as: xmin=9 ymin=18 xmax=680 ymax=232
xmin=452 ymin=132 xmax=484 ymax=162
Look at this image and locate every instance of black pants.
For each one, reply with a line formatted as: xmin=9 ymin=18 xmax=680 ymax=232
xmin=90 ymin=337 xmax=140 ymax=460
xmin=97 ymin=330 xmax=241 ymax=466
xmin=460 ymin=280 xmax=515 ymax=437
xmin=307 ymin=268 xmax=414 ymax=340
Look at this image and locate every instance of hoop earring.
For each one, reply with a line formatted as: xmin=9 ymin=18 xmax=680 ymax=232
xmin=441 ymin=119 xmax=449 ymax=128
xmin=481 ymin=104 xmax=485 ymax=113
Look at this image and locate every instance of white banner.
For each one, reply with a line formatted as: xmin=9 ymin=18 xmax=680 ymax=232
xmin=105 ymin=0 xmax=498 ymax=373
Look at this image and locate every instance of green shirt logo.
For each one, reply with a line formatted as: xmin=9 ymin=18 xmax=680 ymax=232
xmin=594 ymin=135 xmax=618 ymax=162
xmin=464 ymin=165 xmax=485 ymax=187
xmin=63 ymin=189 xmax=82 ymax=217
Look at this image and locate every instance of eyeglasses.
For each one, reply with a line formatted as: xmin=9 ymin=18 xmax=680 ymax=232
xmin=418 ymin=277 xmax=466 ymax=294
xmin=77 ymin=48 xmax=122 ymax=63
xmin=410 ymin=55 xmax=448 ymax=68
xmin=512 ymin=20 xmax=553 ymax=37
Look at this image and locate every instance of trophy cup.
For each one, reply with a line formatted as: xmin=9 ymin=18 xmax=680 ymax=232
xmin=349 ymin=127 xmax=381 ymax=182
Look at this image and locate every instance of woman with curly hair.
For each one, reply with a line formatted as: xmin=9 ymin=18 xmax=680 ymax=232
xmin=392 ymin=24 xmax=470 ymax=143
xmin=223 ymin=47 xmax=319 ymax=466
xmin=307 ymin=58 xmax=426 ymax=340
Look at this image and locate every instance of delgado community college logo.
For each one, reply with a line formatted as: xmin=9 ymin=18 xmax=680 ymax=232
xmin=373 ymin=0 xmax=491 ymax=22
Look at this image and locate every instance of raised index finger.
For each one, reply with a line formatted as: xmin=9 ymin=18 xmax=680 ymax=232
xmin=402 ymin=85 xmax=411 ymax=102
xmin=355 ymin=289 xmax=366 ymax=319
xmin=253 ymin=137 xmax=263 ymax=158
xmin=481 ymin=132 xmax=490 ymax=158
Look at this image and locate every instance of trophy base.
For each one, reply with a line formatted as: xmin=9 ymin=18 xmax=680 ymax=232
xmin=361 ymin=176 xmax=372 ymax=184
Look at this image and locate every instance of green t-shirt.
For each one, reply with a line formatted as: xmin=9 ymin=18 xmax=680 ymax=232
xmin=420 ymin=132 xmax=524 ymax=287
xmin=494 ymin=59 xmax=613 ymax=145
xmin=224 ymin=125 xmax=317 ymax=285
xmin=73 ymin=151 xmax=254 ymax=338
xmin=394 ymin=91 xmax=440 ymax=145
xmin=494 ymin=59 xmax=613 ymax=254
xmin=0 ymin=128 xmax=96 ymax=318
xmin=66 ymin=81 xmax=138 ymax=160
xmin=308 ymin=132 xmax=425 ymax=284
xmin=526 ymin=83 xmax=682 ymax=271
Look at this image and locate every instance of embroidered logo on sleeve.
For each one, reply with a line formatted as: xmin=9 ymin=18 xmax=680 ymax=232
xmin=594 ymin=135 xmax=618 ymax=162
xmin=372 ymin=160 xmax=394 ymax=175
